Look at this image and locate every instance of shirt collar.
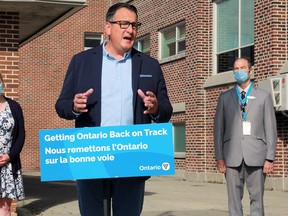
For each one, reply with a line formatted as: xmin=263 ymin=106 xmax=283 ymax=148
xmin=237 ymin=82 xmax=251 ymax=93
xmin=102 ymin=40 xmax=131 ymax=61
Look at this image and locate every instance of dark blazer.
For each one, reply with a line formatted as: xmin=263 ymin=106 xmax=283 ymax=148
xmin=5 ymin=97 xmax=26 ymax=173
xmin=55 ymin=45 xmax=172 ymax=127
xmin=214 ymin=85 xmax=277 ymax=167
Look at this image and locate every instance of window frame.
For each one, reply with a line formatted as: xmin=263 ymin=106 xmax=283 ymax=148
xmin=134 ymin=35 xmax=150 ymax=55
xmin=213 ymin=0 xmax=254 ymax=74
xmin=158 ymin=21 xmax=186 ymax=64
xmin=84 ymin=32 xmax=103 ymax=50
xmin=172 ymin=122 xmax=186 ymax=158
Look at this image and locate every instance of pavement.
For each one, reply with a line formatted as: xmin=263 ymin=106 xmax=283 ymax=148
xmin=15 ymin=172 xmax=288 ymax=216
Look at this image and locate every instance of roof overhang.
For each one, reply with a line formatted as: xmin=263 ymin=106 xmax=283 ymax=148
xmin=0 ymin=0 xmax=87 ymax=46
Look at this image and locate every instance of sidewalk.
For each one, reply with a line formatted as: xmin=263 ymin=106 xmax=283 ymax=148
xmin=17 ymin=172 xmax=288 ymax=216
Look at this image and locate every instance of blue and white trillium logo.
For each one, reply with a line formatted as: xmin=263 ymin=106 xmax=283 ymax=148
xmin=162 ymin=162 xmax=170 ymax=171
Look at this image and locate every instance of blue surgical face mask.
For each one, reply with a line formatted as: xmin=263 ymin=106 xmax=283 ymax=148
xmin=234 ymin=70 xmax=249 ymax=84
xmin=0 ymin=85 xmax=3 ymax=94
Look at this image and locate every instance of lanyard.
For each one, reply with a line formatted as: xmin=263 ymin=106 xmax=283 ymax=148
xmin=236 ymin=82 xmax=253 ymax=120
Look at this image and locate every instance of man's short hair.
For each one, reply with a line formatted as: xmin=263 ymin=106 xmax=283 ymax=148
xmin=235 ymin=57 xmax=252 ymax=69
xmin=106 ymin=3 xmax=138 ymax=22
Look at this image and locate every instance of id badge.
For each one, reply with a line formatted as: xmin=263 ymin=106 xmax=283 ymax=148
xmin=242 ymin=121 xmax=251 ymax=135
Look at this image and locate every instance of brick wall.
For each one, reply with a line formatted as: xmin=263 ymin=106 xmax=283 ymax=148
xmin=19 ymin=0 xmax=288 ymax=189
xmin=121 ymin=0 xmax=215 ymax=173
xmin=0 ymin=11 xmax=19 ymax=100
xmin=126 ymin=0 xmax=288 ymax=184
xmin=19 ymin=0 xmax=109 ymax=170
xmin=254 ymin=0 xmax=288 ymax=79
xmin=253 ymin=0 xmax=288 ymax=180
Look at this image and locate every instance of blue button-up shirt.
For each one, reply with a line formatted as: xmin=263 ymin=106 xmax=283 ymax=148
xmin=101 ymin=42 xmax=133 ymax=126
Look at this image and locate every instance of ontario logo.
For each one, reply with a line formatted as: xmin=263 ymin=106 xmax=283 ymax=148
xmin=139 ymin=162 xmax=171 ymax=171
xmin=162 ymin=162 xmax=170 ymax=171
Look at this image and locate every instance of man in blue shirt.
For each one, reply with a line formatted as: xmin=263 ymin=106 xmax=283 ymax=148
xmin=55 ymin=2 xmax=172 ymax=216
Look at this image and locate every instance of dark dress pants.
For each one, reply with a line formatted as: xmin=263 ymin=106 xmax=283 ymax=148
xmin=76 ymin=177 xmax=146 ymax=216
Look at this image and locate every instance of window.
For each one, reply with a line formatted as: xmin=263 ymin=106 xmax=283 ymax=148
xmin=159 ymin=21 xmax=185 ymax=61
xmin=215 ymin=0 xmax=254 ymax=73
xmin=173 ymin=123 xmax=186 ymax=158
xmin=134 ymin=35 xmax=150 ymax=55
xmin=84 ymin=33 xmax=103 ymax=50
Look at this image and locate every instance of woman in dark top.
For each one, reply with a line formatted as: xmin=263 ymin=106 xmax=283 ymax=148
xmin=0 ymin=73 xmax=25 ymax=215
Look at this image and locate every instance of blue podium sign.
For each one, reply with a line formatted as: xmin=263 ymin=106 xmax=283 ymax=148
xmin=39 ymin=123 xmax=175 ymax=181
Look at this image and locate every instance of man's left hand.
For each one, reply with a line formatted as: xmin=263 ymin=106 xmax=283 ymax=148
xmin=137 ymin=89 xmax=159 ymax=115
xmin=263 ymin=160 xmax=274 ymax=174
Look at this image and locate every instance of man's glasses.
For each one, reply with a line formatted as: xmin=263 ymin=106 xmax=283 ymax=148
xmin=109 ymin=21 xmax=142 ymax=30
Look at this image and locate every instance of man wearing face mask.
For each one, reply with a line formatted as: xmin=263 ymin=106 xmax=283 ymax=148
xmin=214 ymin=58 xmax=277 ymax=216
